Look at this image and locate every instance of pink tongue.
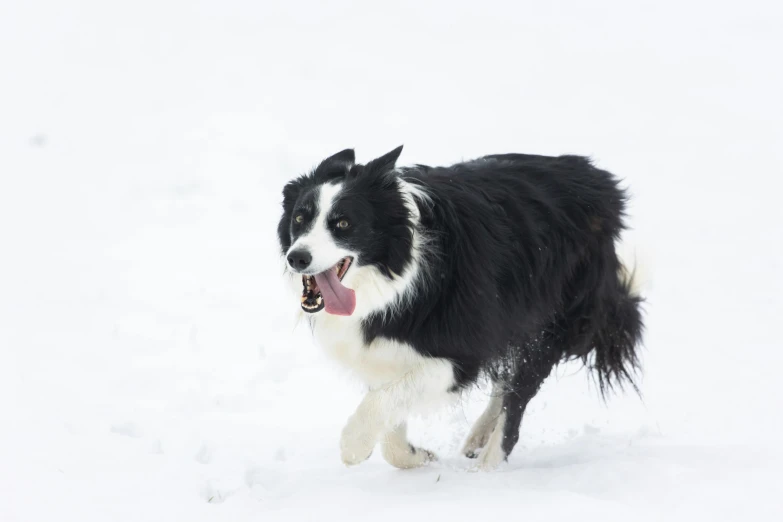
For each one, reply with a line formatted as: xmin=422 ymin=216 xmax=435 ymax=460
xmin=314 ymin=269 xmax=356 ymax=316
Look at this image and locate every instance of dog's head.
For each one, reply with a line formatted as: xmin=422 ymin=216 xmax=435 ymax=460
xmin=277 ymin=146 xmax=426 ymax=318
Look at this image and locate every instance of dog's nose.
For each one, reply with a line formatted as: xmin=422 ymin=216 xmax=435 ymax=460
xmin=287 ymin=250 xmax=312 ymax=270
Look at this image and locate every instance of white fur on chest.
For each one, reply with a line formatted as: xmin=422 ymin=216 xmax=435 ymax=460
xmin=313 ymin=315 xmax=453 ymax=394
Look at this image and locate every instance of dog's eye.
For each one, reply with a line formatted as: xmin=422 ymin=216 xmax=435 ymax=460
xmin=294 ymin=214 xmax=304 ymax=224
xmin=336 ymin=219 xmax=350 ymax=229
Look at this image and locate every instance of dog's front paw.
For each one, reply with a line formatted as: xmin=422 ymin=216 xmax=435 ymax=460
xmin=340 ymin=414 xmax=379 ymax=466
xmin=382 ymin=443 xmax=437 ymax=469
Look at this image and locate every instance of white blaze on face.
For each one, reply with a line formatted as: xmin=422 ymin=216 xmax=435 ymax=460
xmin=287 ymin=182 xmax=352 ymax=274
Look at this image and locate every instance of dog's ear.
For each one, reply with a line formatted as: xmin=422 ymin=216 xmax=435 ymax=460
xmin=314 ymin=148 xmax=355 ymax=182
xmin=365 ymin=145 xmax=403 ymax=175
xmin=323 ymin=148 xmax=355 ymax=166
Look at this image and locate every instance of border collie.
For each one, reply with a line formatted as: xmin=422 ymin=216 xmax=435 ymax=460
xmin=277 ymin=146 xmax=644 ymax=471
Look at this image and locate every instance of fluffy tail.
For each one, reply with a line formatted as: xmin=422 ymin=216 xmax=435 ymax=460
xmin=591 ymin=262 xmax=645 ymax=396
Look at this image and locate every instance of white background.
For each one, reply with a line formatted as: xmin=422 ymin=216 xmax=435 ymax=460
xmin=1 ymin=1 xmax=781 ymax=520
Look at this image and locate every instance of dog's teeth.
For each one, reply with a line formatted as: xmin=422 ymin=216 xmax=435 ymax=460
xmin=316 ymin=295 xmax=322 ymax=304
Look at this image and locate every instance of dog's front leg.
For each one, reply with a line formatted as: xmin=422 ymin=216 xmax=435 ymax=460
xmin=339 ymin=360 xmax=454 ymax=467
xmin=339 ymin=401 xmax=381 ymax=466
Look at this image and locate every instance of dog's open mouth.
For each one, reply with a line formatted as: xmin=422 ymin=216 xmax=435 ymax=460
xmin=301 ymin=257 xmax=356 ymax=316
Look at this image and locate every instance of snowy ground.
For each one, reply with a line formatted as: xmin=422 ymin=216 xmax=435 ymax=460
xmin=2 ymin=1 xmax=782 ymax=520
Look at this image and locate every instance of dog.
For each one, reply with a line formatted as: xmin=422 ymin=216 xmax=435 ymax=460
xmin=277 ymin=146 xmax=644 ymax=471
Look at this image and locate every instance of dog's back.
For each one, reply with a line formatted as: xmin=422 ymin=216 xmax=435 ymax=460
xmin=401 ymin=153 xmax=642 ymax=381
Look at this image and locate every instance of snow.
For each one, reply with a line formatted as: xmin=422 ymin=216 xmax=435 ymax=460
xmin=1 ymin=1 xmax=782 ymax=520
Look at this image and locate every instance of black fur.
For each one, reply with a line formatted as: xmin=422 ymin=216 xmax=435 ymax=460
xmin=278 ymin=148 xmax=644 ymax=461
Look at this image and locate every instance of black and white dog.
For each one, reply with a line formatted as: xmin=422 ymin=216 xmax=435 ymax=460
xmin=277 ymin=146 xmax=644 ymax=471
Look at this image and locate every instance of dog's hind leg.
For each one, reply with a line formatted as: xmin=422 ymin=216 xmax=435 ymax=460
xmin=475 ymin=348 xmax=557 ymax=471
xmin=381 ymin=422 xmax=436 ymax=469
xmin=461 ymin=386 xmax=503 ymax=458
